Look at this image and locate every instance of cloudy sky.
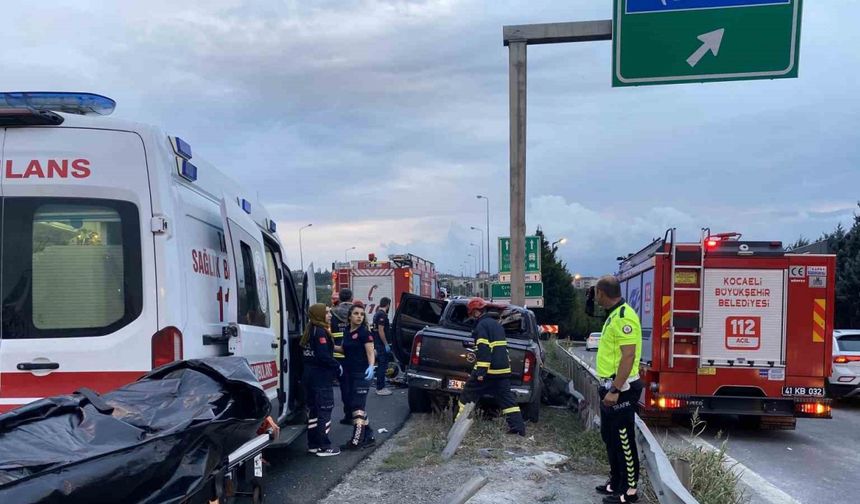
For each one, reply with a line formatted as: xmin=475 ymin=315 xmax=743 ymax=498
xmin=3 ymin=0 xmax=857 ymax=276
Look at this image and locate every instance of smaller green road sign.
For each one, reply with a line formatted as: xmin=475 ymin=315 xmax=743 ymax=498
xmin=499 ymin=236 xmax=541 ymax=273
xmin=491 ymin=282 xmax=544 ymax=299
xmin=613 ymin=0 xmax=803 ymax=87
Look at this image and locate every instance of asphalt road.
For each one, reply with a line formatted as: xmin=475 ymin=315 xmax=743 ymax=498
xmin=262 ymin=386 xmax=411 ymax=504
xmin=570 ymin=344 xmax=860 ymax=504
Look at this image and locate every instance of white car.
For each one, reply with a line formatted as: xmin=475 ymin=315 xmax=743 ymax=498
xmin=585 ymin=332 xmax=601 ymax=352
xmin=828 ymin=330 xmax=860 ymax=399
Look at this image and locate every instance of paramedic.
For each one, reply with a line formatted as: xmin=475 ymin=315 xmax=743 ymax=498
xmin=300 ymin=304 xmax=342 ymax=457
xmin=340 ymin=302 xmax=377 ymax=450
xmin=373 ymin=297 xmax=393 ymax=396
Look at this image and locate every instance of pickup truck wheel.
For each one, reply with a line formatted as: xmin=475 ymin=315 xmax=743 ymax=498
xmin=408 ymin=387 xmax=432 ymax=413
xmin=522 ymin=396 xmax=540 ymax=423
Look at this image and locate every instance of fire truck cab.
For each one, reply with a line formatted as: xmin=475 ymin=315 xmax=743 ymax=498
xmin=614 ymin=228 xmax=834 ymax=429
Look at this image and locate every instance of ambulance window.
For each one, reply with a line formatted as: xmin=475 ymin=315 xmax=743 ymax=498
xmin=1 ymin=198 xmax=143 ymax=338
xmin=238 ymin=241 xmax=270 ymax=328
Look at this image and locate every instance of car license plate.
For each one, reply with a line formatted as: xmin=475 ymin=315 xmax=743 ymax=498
xmin=448 ymin=379 xmax=466 ymax=391
xmin=782 ymin=386 xmax=825 ymax=397
xmin=253 ymin=454 xmax=263 ymax=477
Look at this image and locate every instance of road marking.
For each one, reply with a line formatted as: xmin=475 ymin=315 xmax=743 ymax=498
xmin=687 ymin=436 xmax=802 ymax=504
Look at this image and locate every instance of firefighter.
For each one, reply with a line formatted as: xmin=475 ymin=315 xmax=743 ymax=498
xmin=330 ymin=288 xmax=354 ymax=424
xmin=594 ymin=275 xmax=644 ymax=504
xmin=340 ymin=302 xmax=377 ymax=450
xmin=457 ymin=297 xmax=526 ymax=436
xmin=300 ymin=303 xmax=341 ymax=457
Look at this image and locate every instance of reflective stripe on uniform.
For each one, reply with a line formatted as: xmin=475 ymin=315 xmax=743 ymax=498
xmin=489 ymin=341 xmax=507 ymax=348
xmin=332 ymin=331 xmax=345 ymax=359
xmin=475 ymin=338 xmax=490 ymax=346
xmin=475 ymin=361 xmax=491 ymax=368
xmin=501 ymin=406 xmax=521 ymax=415
xmin=487 ymin=367 xmax=511 ymax=375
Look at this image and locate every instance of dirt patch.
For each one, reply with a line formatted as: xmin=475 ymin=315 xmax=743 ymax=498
xmin=320 ymin=407 xmax=613 ymax=504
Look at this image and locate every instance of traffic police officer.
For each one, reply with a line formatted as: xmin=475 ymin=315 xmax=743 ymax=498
xmin=457 ymin=297 xmax=526 ymax=436
xmin=594 ymin=275 xmax=644 ymax=504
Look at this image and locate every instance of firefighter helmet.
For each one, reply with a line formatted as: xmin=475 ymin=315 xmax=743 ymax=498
xmin=467 ymin=297 xmax=488 ymax=313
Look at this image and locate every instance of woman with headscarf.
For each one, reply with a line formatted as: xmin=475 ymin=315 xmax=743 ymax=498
xmin=340 ymin=301 xmax=377 ymax=450
xmin=300 ymin=303 xmax=342 ymax=457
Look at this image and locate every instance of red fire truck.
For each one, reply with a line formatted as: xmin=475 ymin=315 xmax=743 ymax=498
xmin=332 ymin=254 xmax=438 ymax=315
xmin=611 ymin=229 xmax=834 ymax=429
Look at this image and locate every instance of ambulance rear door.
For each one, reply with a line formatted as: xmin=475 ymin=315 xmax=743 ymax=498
xmin=0 ymin=126 xmax=157 ymax=412
xmin=220 ymin=196 xmax=278 ymax=399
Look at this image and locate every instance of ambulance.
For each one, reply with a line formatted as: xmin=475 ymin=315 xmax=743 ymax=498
xmin=0 ymin=92 xmax=313 ymax=426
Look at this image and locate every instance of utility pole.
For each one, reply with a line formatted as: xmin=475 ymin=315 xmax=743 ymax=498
xmin=503 ymin=20 xmax=612 ymax=306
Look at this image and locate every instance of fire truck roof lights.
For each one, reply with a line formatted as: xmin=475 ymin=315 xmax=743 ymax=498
xmin=0 ymin=92 xmax=116 ymax=116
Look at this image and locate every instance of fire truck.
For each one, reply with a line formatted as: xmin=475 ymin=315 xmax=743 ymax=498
xmin=607 ymin=229 xmax=835 ymax=429
xmin=332 ymin=253 xmax=438 ymax=316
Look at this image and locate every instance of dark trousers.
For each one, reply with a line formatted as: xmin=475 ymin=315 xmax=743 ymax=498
xmin=345 ymin=371 xmax=374 ymax=447
xmin=304 ymin=370 xmax=334 ymax=450
xmin=375 ymin=341 xmax=389 ymax=390
xmin=599 ymin=380 xmax=643 ymax=494
xmin=336 ymin=359 xmax=350 ymax=419
xmin=459 ymin=376 xmax=525 ymax=434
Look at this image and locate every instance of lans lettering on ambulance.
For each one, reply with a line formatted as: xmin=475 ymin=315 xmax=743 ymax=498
xmin=0 ymin=92 xmax=310 ymax=427
xmin=4 ymin=158 xmax=91 ymax=179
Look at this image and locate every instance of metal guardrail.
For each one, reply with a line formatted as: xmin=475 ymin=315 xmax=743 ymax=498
xmin=553 ymin=340 xmax=698 ymax=504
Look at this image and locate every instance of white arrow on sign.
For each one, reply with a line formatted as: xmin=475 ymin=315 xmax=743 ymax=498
xmin=686 ymin=28 xmax=725 ymax=68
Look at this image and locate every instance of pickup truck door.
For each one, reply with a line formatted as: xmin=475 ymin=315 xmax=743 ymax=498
xmin=391 ymin=293 xmax=445 ymax=364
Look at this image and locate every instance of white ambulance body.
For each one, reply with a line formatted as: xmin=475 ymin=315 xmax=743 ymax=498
xmin=0 ymin=93 xmax=311 ymax=423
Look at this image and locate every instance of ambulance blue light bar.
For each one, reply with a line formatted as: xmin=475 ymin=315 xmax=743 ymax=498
xmin=241 ymin=199 xmax=252 ymax=214
xmin=179 ymin=159 xmax=198 ymax=182
xmin=172 ymin=137 xmax=193 ymax=160
xmin=0 ymin=92 xmax=116 ymax=116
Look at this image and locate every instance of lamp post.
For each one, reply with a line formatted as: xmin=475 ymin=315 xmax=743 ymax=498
xmin=470 ymin=226 xmax=484 ymax=273
xmin=344 ymin=246 xmax=356 ymax=263
xmin=551 ymin=237 xmax=568 ymax=252
xmin=298 ymin=223 xmax=312 ymax=272
xmin=476 ymin=195 xmax=491 ymax=276
xmin=468 ymin=253 xmax=478 ymax=277
xmin=469 ymin=243 xmax=481 ymax=273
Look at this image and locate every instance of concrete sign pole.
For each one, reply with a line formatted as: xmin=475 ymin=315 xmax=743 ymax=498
xmin=503 ymin=21 xmax=612 ymax=306
xmin=508 ymin=39 xmax=527 ymax=306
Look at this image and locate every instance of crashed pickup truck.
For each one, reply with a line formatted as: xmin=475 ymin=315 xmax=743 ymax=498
xmin=391 ymin=294 xmax=545 ymax=422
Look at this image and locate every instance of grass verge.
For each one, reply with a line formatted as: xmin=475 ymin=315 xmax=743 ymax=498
xmin=668 ymin=413 xmax=749 ymax=504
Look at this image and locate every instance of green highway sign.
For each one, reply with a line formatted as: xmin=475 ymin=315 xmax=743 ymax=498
xmin=491 ymin=282 xmax=544 ymax=299
xmin=499 ymin=236 xmax=541 ymax=274
xmin=613 ymin=0 xmax=803 ymax=87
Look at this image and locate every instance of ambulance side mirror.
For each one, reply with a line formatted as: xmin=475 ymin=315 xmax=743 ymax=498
xmin=585 ymin=286 xmax=596 ymax=317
